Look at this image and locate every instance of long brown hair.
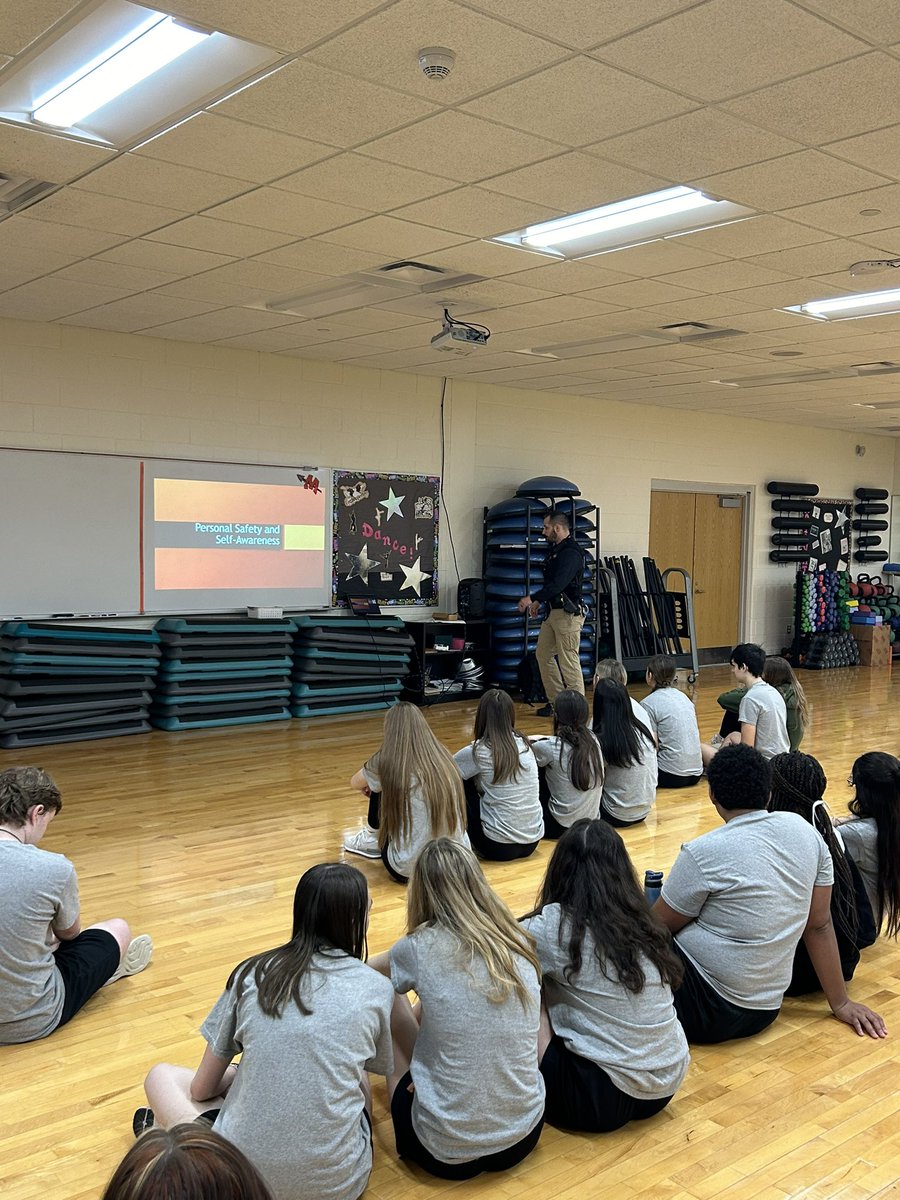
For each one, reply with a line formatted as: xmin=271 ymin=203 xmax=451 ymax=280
xmin=764 ymin=656 xmax=810 ymax=732
xmin=101 ymin=1125 xmax=274 ymax=1200
xmin=553 ymin=690 xmax=603 ymax=791
xmin=407 ymin=838 xmax=541 ymax=1008
xmin=368 ymin=702 xmax=465 ymax=849
xmin=850 ymin=751 xmax=900 ymax=937
xmin=473 ymin=688 xmax=531 ymax=785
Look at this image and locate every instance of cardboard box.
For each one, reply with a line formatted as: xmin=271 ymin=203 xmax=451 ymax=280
xmin=852 ymin=623 xmax=892 ymax=666
xmin=853 ymin=624 xmax=890 ymax=642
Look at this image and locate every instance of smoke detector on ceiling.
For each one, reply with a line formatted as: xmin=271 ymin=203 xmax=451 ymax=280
xmin=849 ymin=258 xmax=900 ymax=276
xmin=418 ymin=47 xmax=456 ymax=79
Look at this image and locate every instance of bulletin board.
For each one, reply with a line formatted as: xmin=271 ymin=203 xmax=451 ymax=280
xmin=332 ymin=470 xmax=439 ymax=606
xmin=807 ymin=499 xmax=851 ymax=573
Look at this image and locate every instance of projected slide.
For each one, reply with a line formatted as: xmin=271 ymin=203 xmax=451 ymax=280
xmin=143 ymin=464 xmax=331 ymax=611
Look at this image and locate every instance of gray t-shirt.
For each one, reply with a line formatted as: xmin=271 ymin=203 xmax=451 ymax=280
xmin=738 ymin=680 xmax=789 ymax=759
xmin=362 ymin=758 xmax=469 ymax=878
xmin=390 ymin=924 xmax=544 ymax=1163
xmin=838 ymin=818 xmax=879 ymax=924
xmin=662 ymin=810 xmax=833 ymax=1009
xmin=454 ymin=738 xmax=543 ymax=843
xmin=600 ymin=721 xmax=658 ymax=823
xmin=523 ymin=904 xmax=689 ymax=1100
xmin=202 ymin=951 xmax=394 ymax=1200
xmin=640 ymin=688 xmax=702 ymax=778
xmin=0 ymin=842 xmax=80 ymax=1045
xmin=530 ymin=735 xmax=604 ymax=827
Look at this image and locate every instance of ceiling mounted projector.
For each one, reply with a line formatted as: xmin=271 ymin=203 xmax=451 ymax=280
xmin=430 ymin=309 xmax=490 ymax=355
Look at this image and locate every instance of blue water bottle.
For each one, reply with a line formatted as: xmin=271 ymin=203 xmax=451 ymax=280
xmin=644 ymin=870 xmax=664 ymax=905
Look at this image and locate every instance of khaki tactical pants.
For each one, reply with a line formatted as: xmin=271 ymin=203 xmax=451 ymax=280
xmin=535 ymin=607 xmax=585 ymax=706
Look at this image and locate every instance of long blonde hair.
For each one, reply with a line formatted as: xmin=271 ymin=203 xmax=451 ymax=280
xmin=369 ymin=703 xmax=465 ymax=849
xmin=764 ymin=656 xmax=810 ymax=731
xmin=407 ymin=838 xmax=540 ymax=1008
xmin=473 ymin=688 xmax=529 ymax=785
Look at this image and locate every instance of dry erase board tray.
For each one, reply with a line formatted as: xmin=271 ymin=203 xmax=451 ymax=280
xmin=0 ymin=716 xmax=151 ymax=748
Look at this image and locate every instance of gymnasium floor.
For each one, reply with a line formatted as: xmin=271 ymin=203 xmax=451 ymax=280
xmin=2 ymin=664 xmax=899 ymax=1200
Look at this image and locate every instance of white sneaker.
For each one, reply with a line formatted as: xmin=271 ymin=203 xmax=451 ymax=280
xmin=106 ymin=934 xmax=153 ymax=985
xmin=342 ymin=827 xmax=381 ymax=859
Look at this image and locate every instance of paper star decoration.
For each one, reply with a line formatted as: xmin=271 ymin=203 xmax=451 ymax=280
xmin=381 ymin=487 xmax=405 ymax=521
xmin=345 ymin=544 xmax=380 ymax=585
xmin=399 ymin=556 xmax=432 ymax=597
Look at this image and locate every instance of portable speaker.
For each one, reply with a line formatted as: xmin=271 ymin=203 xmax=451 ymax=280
xmin=458 ymin=578 xmax=486 ymax=619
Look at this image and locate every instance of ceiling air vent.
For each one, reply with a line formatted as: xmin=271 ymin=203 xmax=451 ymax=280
xmin=658 ymin=321 xmax=745 ymax=341
xmin=265 ymin=263 xmax=485 ymax=318
xmin=0 ymin=173 xmax=57 ymax=217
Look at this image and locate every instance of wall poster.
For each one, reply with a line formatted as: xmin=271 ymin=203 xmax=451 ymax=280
xmin=807 ymin=499 xmax=851 ymax=572
xmin=332 ymin=470 xmax=439 ymax=606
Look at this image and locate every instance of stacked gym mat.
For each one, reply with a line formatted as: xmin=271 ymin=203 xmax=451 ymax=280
xmin=0 ymin=621 xmax=160 ymax=747
xmin=291 ymin=614 xmax=414 ymax=717
xmin=151 ymin=617 xmax=296 ymax=730
xmin=483 ymin=476 xmax=598 ymax=691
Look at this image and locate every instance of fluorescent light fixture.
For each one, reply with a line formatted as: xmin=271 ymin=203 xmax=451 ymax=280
xmin=490 ymin=187 xmax=755 ymax=261
xmin=33 ymin=15 xmax=209 ymax=128
xmin=785 ymin=287 xmax=900 ymax=322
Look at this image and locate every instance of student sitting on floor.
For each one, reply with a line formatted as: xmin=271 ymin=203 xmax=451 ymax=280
xmin=768 ymin=752 xmax=876 ymax=994
xmin=640 ymin=655 xmax=703 ymax=789
xmin=593 ymin=659 xmax=658 ymax=745
xmin=835 ymin=751 xmax=900 ymax=939
xmin=102 ymin=1125 xmax=274 ymax=1200
xmin=701 ymin=643 xmax=790 ymax=769
xmin=0 ymin=766 xmax=151 ymax=1046
xmin=343 ymin=702 xmax=469 ymax=883
xmin=591 ymin=680 xmax=658 ymax=827
xmin=653 ymin=744 xmax=886 ymax=1044
xmin=529 ymin=689 xmax=604 ymax=838
xmin=138 ymin=864 xmax=394 ymax=1200
xmin=716 ymin=655 xmax=809 ymax=751
xmin=521 ymin=819 xmax=689 ymax=1133
xmin=371 ymin=838 xmax=545 ymax=1180
xmin=454 ymin=688 xmax=543 ymax=860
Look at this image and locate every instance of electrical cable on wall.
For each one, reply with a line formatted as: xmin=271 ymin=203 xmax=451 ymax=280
xmin=438 ymin=376 xmax=461 ymax=590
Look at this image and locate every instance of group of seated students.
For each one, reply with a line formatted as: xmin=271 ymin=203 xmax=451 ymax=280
xmin=1 ymin=638 xmax=897 ymax=1200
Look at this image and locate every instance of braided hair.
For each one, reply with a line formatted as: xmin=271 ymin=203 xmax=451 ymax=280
xmin=768 ymin=752 xmax=859 ymax=947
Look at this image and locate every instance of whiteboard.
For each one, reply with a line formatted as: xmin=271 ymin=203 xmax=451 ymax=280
xmin=0 ymin=449 xmax=140 ymax=618
xmin=0 ymin=448 xmax=332 ymax=618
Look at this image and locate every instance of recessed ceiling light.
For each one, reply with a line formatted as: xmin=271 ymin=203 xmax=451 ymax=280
xmin=490 ymin=186 xmax=755 ymax=261
xmin=784 ymin=286 xmax=900 ymax=322
xmin=0 ymin=0 xmax=283 ymax=149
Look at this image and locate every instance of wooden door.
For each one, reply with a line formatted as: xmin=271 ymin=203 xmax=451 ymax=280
xmin=648 ymin=490 xmax=744 ymax=653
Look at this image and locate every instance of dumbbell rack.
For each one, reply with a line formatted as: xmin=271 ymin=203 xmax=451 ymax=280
xmin=788 ymin=568 xmax=858 ymax=669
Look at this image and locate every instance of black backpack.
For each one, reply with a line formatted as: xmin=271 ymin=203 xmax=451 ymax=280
xmin=517 ymin=652 xmax=546 ymax=705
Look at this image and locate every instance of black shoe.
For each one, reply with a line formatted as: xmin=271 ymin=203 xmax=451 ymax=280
xmin=133 ymin=1107 xmax=155 ymax=1138
xmin=535 ymin=704 xmax=554 ymax=717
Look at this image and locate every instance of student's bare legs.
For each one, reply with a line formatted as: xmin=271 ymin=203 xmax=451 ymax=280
xmin=537 ymin=1003 xmax=553 ymax=1065
xmin=386 ymin=994 xmax=422 ymax=1100
xmin=144 ymin=1063 xmax=236 ymax=1127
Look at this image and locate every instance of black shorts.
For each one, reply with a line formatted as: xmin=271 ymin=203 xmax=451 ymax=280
xmin=672 ymin=944 xmax=779 ymax=1044
xmin=599 ymin=805 xmax=645 ymax=829
xmin=390 ymin=1071 xmax=543 ymax=1180
xmin=54 ymin=929 xmax=120 ymax=1028
xmin=540 ymin=1035 xmax=673 ymax=1133
xmin=464 ymin=778 xmax=540 ymax=862
xmin=656 ymin=770 xmax=703 ymax=789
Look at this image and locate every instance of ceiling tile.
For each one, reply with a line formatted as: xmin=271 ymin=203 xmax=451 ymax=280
xmin=742 ymin=237 xmax=895 ymax=278
xmin=854 ymin=225 xmax=900 ymax=255
xmin=654 ymin=259 xmax=794 ymax=294
xmin=157 ymin=260 xmax=331 ymax=306
xmin=592 ymin=0 xmax=866 ymax=100
xmin=0 ymin=123 xmax=114 ymax=184
xmin=720 ymin=279 xmax=848 ymax=308
xmin=0 ymin=216 xmax=125 ymax=259
xmin=0 ymin=277 xmax=137 ymax=321
xmin=780 ymin=184 xmax=900 ymax=236
xmin=136 ymin=113 xmax=335 ymax=184
xmin=587 ymin=109 xmax=804 ymax=181
xmin=0 ymin=0 xmax=74 ymax=56
xmin=459 ymin=0 xmax=700 ymax=50
xmin=694 ymin=150 xmax=889 ymax=210
xmin=462 ymin=57 xmax=695 ymax=145
xmin=501 ymin=259 xmax=639 ymax=292
xmin=580 ymin=239 xmax=726 ymax=278
xmin=361 ymin=111 xmax=563 ymax=182
xmin=824 ymin=127 xmax=900 ymax=183
xmin=723 ymin=53 xmax=900 ymax=144
xmin=252 ymin=239 xmax=389 ymax=276
xmin=0 ymin=246 xmax=77 ymax=289
xmin=479 ymin=152 xmax=669 ymax=211
xmin=412 ymin=239 xmax=547 ymax=279
xmin=50 ymin=259 xmax=180 ymax=292
xmin=393 ymin=188 xmax=562 ymax=238
xmin=308 ymin=0 xmax=567 ymax=104
xmin=794 ymin=0 xmax=900 ymax=44
xmin=577 ymin=278 xmax=704 ymax=307
xmin=160 ymin=0 xmax=390 ymax=52
xmin=674 ymin=214 xmax=834 ymax=257
xmin=74 ymin=157 xmax=251 ymax=212
xmin=202 ymin=188 xmax=370 ymax=237
xmin=473 ymin=296 xmax=620 ymax=332
xmin=144 ymin=216 xmax=295 ymax=256
xmin=273 ymin=153 xmax=456 ymax=211
xmin=213 ymin=60 xmax=439 ymax=148
xmin=212 ymin=324 xmax=316 ymax=353
xmin=98 ymin=240 xmax=236 ymax=276
xmin=20 ymin=189 xmax=183 ymax=236
xmin=320 ymin=215 xmax=467 ymax=257
xmin=135 ymin=307 xmax=299 ymax=341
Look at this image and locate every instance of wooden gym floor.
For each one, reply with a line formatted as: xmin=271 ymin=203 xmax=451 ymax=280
xmin=2 ymin=664 xmax=899 ymax=1200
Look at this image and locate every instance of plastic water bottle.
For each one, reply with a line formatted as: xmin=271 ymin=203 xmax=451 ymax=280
xmin=644 ymin=870 xmax=664 ymax=905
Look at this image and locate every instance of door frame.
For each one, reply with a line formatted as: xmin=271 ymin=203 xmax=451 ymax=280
xmin=650 ymin=479 xmax=753 ymax=651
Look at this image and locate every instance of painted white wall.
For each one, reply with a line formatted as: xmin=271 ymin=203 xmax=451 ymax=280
xmin=0 ymin=316 xmax=896 ymax=649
